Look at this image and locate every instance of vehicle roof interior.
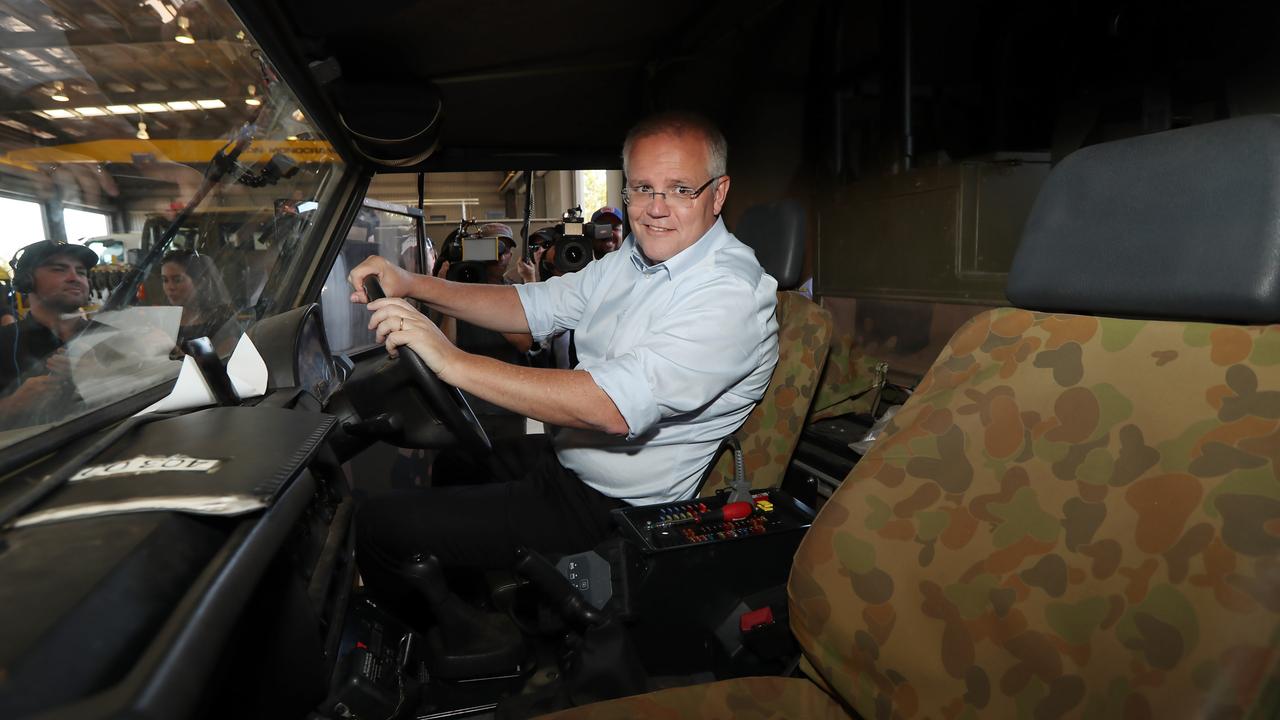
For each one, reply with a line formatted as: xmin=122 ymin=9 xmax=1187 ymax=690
xmin=255 ymin=0 xmax=1280 ymax=174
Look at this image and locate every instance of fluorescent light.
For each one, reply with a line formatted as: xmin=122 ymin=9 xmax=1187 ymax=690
xmin=244 ymin=97 xmax=261 ymax=106
xmin=291 ymin=109 xmax=304 ymax=122
xmin=136 ymin=102 xmax=168 ymax=112
xmin=74 ymin=106 xmax=107 ymax=117
xmin=49 ymin=81 xmax=68 ymax=102
xmin=43 ymin=108 xmax=77 ymax=119
xmin=136 ymin=121 xmax=149 ymax=140
xmin=105 ymin=105 xmax=136 ymax=114
xmin=286 ymin=135 xmax=298 ymax=141
xmin=142 ymin=0 xmax=175 ymax=23
xmin=195 ymin=99 xmax=225 ymax=109
xmin=297 ymin=201 xmax=318 ymax=213
xmin=166 ymin=100 xmax=197 ymax=111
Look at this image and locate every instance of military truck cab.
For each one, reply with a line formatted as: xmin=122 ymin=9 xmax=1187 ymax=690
xmin=0 ymin=1 xmax=1277 ymax=719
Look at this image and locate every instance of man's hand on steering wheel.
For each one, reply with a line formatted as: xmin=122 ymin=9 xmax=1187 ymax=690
xmin=348 ymin=255 xmax=418 ymax=304
xmin=368 ymin=297 xmax=460 ymax=382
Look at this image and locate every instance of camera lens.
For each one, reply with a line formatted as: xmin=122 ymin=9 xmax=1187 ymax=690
xmin=555 ymin=239 xmax=591 ymax=273
xmin=446 ymin=261 xmax=484 ymax=283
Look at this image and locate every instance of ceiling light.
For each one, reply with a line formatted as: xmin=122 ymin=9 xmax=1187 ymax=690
xmin=244 ymin=84 xmax=261 ymax=106
xmin=42 ymin=108 xmax=77 ymax=119
xmin=136 ymin=102 xmax=168 ymax=112
xmin=49 ymin=81 xmax=68 ymax=102
xmin=166 ymin=100 xmax=197 ymax=111
xmin=136 ymin=121 xmax=149 ymax=140
xmin=195 ymin=99 xmax=225 ymax=109
xmin=286 ymin=135 xmax=298 ymax=141
xmin=291 ymin=109 xmax=305 ymax=122
xmin=74 ymin=106 xmax=107 ymax=117
xmin=174 ymin=17 xmax=195 ymax=44
xmin=105 ymin=105 xmax=136 ymax=115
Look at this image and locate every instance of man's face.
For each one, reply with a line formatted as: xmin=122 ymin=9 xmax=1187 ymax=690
xmin=594 ymin=220 xmax=623 ymax=258
xmin=32 ymin=254 xmax=90 ymax=312
xmin=485 ymin=241 xmax=513 ymax=283
xmin=625 ymin=131 xmax=729 ymax=264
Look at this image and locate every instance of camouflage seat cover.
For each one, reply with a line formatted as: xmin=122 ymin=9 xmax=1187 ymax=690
xmin=809 ymin=333 xmax=886 ymax=423
xmin=534 ymin=675 xmax=848 ymax=719
xmin=701 ymin=291 xmax=833 ymax=496
xmin=790 ymin=308 xmax=1280 ymax=719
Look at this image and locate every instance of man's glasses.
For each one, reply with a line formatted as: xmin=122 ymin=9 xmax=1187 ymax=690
xmin=621 ymin=176 xmax=721 ymax=207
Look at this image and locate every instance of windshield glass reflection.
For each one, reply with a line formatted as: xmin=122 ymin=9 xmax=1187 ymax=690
xmin=0 ymin=0 xmax=346 ymax=441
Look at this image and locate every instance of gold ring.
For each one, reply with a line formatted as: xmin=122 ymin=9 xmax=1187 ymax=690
xmin=399 ymin=317 xmax=406 ymax=332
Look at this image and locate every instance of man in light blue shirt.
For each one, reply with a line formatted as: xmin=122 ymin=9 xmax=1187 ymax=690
xmin=350 ymin=112 xmax=778 ymax=570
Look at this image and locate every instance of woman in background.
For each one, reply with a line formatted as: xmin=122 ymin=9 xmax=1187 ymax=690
xmin=160 ymin=249 xmax=237 ymax=350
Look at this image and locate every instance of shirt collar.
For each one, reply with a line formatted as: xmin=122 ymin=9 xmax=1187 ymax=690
xmin=626 ymin=217 xmax=728 ymax=280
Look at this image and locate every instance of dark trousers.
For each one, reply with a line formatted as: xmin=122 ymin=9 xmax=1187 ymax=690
xmin=355 ymin=435 xmax=626 ymax=619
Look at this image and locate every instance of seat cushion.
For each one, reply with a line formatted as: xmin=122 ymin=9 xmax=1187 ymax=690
xmin=534 ymin=676 xmax=850 ymax=719
xmin=702 ymin=291 xmax=833 ymax=495
xmin=789 ymin=308 xmax=1280 ymax=719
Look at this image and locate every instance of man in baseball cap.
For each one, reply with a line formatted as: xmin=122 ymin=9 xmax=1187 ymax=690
xmin=0 ymin=239 xmax=98 ymax=418
xmin=477 ymin=222 xmax=515 ymax=284
xmin=479 ymin=222 xmax=515 ymax=245
xmin=589 ymin=206 xmax=624 ymax=259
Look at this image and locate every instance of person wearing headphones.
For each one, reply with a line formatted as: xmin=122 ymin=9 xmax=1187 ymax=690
xmin=0 ymin=240 xmax=98 ymax=419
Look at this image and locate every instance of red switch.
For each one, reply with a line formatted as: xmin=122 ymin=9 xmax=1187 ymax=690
xmin=740 ymin=606 xmax=775 ymax=633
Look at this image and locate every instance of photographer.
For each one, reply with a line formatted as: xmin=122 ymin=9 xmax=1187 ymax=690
xmin=590 ymin=206 xmax=624 ymax=258
xmin=436 ymin=222 xmax=535 ymax=364
xmin=516 ymin=227 xmax=562 ymax=284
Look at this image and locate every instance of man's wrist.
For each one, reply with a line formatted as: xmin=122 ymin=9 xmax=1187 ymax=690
xmin=410 ymin=272 xmax=437 ymax=303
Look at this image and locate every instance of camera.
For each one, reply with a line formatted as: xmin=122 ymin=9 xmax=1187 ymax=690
xmin=436 ymin=221 xmax=508 ymax=283
xmin=540 ymin=206 xmax=611 ymax=274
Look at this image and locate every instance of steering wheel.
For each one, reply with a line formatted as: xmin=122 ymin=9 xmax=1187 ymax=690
xmin=364 ymin=276 xmax=492 ymax=453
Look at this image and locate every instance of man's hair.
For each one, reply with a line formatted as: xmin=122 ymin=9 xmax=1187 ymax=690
xmin=622 ymin=111 xmax=727 ymax=180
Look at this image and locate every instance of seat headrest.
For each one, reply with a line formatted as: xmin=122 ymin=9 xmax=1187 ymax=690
xmin=1006 ymin=115 xmax=1280 ymax=324
xmin=733 ymin=200 xmax=805 ymax=290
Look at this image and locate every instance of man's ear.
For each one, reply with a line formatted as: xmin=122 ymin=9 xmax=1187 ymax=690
xmin=711 ymin=175 xmax=731 ymax=216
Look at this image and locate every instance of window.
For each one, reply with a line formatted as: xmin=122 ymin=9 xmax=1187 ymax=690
xmin=0 ymin=196 xmax=46 ymax=262
xmin=575 ymin=170 xmax=608 ymax=216
xmin=63 ymin=208 xmax=111 ymax=242
xmin=320 ymin=201 xmax=427 ymax=354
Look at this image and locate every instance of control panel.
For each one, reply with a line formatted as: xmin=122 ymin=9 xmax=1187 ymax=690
xmin=613 ymin=489 xmax=813 ymax=552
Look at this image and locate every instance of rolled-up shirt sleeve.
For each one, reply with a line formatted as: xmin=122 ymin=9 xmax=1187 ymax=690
xmin=579 ymin=275 xmax=767 ymax=439
xmin=514 ymin=258 xmax=605 ymax=340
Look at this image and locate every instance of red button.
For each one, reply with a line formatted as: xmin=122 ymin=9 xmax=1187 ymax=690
xmin=739 ymin=606 xmax=774 ymax=633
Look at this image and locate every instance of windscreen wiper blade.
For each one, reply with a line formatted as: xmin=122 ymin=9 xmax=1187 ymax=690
xmin=102 ymin=124 xmax=257 ymax=312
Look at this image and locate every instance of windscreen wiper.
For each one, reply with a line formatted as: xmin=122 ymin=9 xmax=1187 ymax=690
xmin=102 ymin=124 xmax=257 ymax=311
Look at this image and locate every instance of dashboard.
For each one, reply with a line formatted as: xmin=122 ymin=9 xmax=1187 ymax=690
xmin=247 ymin=303 xmax=340 ymax=404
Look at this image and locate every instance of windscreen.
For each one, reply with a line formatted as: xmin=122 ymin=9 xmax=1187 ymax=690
xmin=0 ymin=0 xmax=346 ymax=444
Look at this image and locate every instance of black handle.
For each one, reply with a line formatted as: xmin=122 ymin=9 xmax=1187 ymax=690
xmin=363 ymin=275 xmax=386 ymax=302
xmin=513 ymin=547 xmax=609 ymax=628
